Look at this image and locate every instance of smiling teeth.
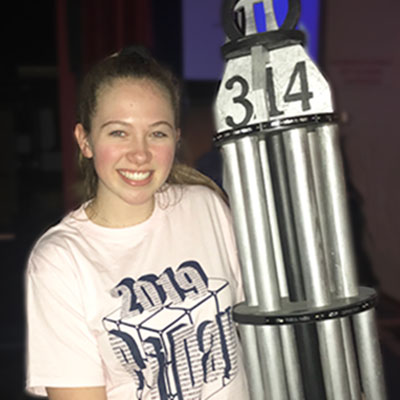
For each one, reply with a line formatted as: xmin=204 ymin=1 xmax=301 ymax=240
xmin=120 ymin=170 xmax=151 ymax=181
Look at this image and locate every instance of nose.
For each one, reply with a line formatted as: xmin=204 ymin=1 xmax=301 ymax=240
xmin=126 ymin=135 xmax=152 ymax=165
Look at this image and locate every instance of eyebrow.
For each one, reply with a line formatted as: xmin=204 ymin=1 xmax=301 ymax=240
xmin=100 ymin=120 xmax=174 ymax=130
xmin=150 ymin=121 xmax=174 ymax=130
xmin=100 ymin=120 xmax=131 ymax=130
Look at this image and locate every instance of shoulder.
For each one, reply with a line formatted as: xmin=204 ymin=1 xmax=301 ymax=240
xmin=180 ymin=184 xmax=224 ymax=205
xmin=158 ymin=183 xmax=214 ymax=203
xmin=164 ymin=184 xmax=226 ymax=211
xmin=162 ymin=184 xmax=231 ymax=223
xmin=27 ymin=208 xmax=84 ymax=275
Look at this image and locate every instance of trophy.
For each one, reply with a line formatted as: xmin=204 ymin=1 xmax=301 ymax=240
xmin=213 ymin=1 xmax=387 ymax=399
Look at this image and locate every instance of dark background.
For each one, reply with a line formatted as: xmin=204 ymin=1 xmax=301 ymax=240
xmin=0 ymin=1 xmax=399 ymax=399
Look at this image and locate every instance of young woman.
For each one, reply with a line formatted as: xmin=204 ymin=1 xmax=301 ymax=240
xmin=25 ymin=47 xmax=250 ymax=400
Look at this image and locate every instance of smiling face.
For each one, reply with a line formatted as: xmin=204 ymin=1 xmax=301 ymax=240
xmin=75 ymin=78 xmax=180 ymax=226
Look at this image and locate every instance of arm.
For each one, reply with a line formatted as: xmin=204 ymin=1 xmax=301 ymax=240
xmin=26 ymin=246 xmax=106 ymax=395
xmin=46 ymin=386 xmax=107 ymax=400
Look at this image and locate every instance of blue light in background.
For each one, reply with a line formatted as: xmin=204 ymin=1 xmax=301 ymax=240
xmin=254 ymin=3 xmax=267 ymax=32
xmin=254 ymin=0 xmax=320 ymax=63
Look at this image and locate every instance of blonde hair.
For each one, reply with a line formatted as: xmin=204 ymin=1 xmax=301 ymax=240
xmin=168 ymin=163 xmax=227 ymax=202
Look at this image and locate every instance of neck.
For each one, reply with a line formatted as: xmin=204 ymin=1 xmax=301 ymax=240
xmin=85 ymin=196 xmax=155 ymax=228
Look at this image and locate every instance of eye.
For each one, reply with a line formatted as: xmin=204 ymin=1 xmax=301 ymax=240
xmin=152 ymin=131 xmax=168 ymax=138
xmin=110 ymin=130 xmax=126 ymax=137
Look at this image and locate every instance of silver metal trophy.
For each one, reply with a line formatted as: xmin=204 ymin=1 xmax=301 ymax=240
xmin=213 ymin=1 xmax=387 ymax=399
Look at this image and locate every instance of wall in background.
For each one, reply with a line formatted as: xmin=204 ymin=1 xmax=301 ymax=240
xmin=324 ymin=0 xmax=400 ymax=301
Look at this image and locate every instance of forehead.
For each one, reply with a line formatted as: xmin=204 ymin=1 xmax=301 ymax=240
xmin=98 ymin=78 xmax=171 ymax=105
xmin=92 ymin=78 xmax=175 ymax=127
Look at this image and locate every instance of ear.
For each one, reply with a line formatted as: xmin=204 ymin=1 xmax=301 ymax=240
xmin=74 ymin=123 xmax=93 ymax=158
xmin=175 ymin=128 xmax=181 ymax=143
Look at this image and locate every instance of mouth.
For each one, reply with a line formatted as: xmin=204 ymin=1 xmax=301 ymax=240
xmin=118 ymin=169 xmax=153 ymax=183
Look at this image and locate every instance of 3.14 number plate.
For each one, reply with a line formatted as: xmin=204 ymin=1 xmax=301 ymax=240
xmin=214 ymin=44 xmax=334 ymax=133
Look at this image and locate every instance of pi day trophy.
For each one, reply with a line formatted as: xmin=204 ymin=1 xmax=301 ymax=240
xmin=213 ymin=1 xmax=387 ymax=399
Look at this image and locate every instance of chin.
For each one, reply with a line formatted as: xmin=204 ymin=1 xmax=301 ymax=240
xmin=122 ymin=192 xmax=155 ymax=207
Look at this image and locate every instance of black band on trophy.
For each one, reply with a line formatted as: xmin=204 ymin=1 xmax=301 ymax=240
xmin=233 ymin=287 xmax=378 ymax=326
xmin=213 ymin=113 xmax=340 ymax=145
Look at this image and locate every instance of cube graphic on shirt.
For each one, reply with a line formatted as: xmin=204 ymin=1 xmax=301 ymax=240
xmin=102 ymin=276 xmax=238 ymax=400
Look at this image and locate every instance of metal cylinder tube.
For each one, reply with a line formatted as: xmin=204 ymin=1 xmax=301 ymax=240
xmin=309 ymin=124 xmax=359 ymax=298
xmin=317 ymin=319 xmax=352 ymax=400
xmin=340 ymin=318 xmax=362 ymax=400
xmin=256 ymin=326 xmax=290 ymax=400
xmin=280 ymin=325 xmax=305 ymax=400
xmin=268 ymin=133 xmax=305 ymax=301
xmin=282 ymin=127 xmax=330 ymax=307
xmin=259 ymin=137 xmax=288 ymax=298
xmin=236 ymin=135 xmax=281 ymax=311
xmin=307 ymin=129 xmax=336 ymax=295
xmin=220 ymin=141 xmax=266 ymax=399
xmin=239 ymin=324 xmax=267 ymax=400
xmin=221 ymin=141 xmax=260 ymax=305
xmin=353 ymin=309 xmax=387 ymax=400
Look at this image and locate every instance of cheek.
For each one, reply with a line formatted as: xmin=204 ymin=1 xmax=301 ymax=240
xmin=153 ymin=144 xmax=176 ymax=168
xmin=92 ymin=144 xmax=121 ymax=173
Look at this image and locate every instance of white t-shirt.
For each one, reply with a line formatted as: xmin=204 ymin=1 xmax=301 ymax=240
xmin=26 ymin=184 xmax=250 ymax=399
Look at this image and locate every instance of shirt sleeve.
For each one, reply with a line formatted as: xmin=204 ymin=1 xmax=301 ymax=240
xmin=25 ymin=243 xmax=105 ymax=395
xmin=206 ymin=188 xmax=246 ymax=304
